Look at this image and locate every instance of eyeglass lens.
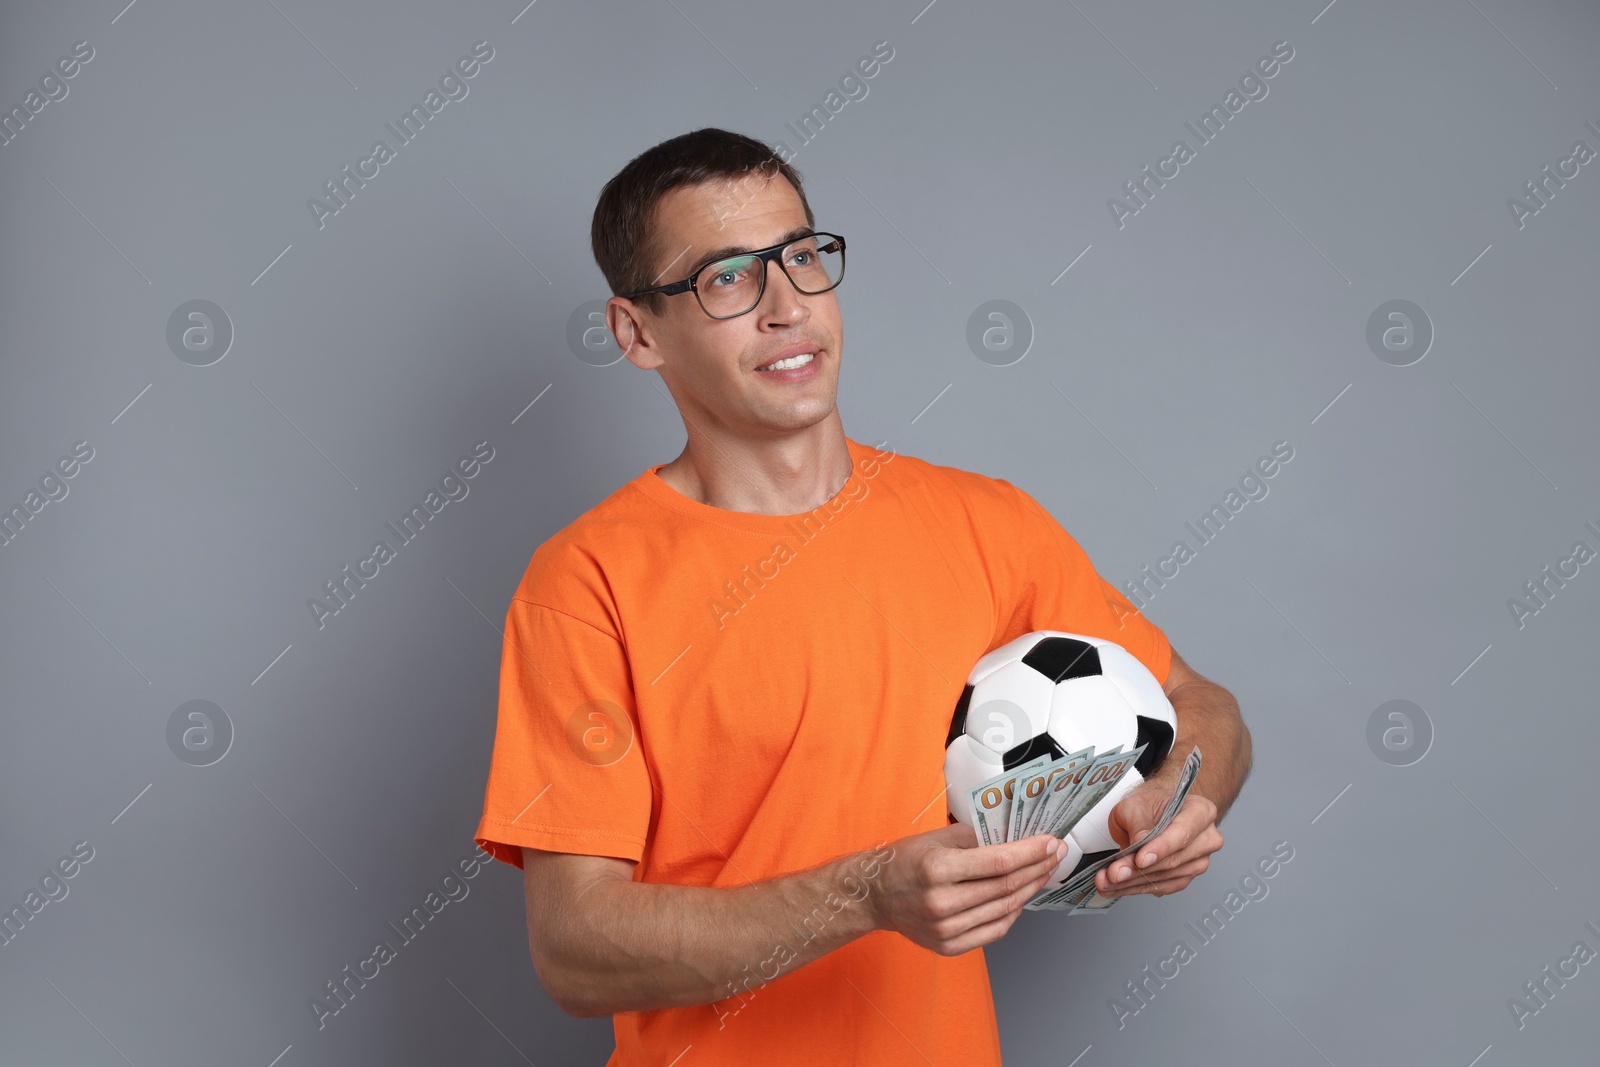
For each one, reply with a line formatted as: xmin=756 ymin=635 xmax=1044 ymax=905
xmin=694 ymin=235 xmax=843 ymax=318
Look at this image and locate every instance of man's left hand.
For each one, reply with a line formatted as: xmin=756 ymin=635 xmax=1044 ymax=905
xmin=1093 ymin=786 xmax=1222 ymax=898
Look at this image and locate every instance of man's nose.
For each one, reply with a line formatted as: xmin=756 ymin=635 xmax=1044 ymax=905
xmin=759 ymin=257 xmax=807 ymax=319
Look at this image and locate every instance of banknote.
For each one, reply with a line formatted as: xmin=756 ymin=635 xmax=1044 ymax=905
xmin=1056 ymin=745 xmax=1200 ymax=902
xmin=967 ymin=777 xmax=1003 ymax=846
xmin=1070 ymin=890 xmax=1119 ymax=912
xmin=1044 ymin=746 xmax=1202 ymax=910
xmin=965 ymin=742 xmax=1204 ymax=927
xmin=1021 ymin=747 xmax=1144 ymax=910
xmin=994 ymin=756 xmax=1049 ymax=843
xmin=1044 ymin=744 xmax=1144 ymax=841
xmin=1032 ymin=878 xmax=1098 ymax=911
xmin=1025 ymin=747 xmax=1099 ymax=840
xmin=968 ymin=756 xmax=1047 ymax=846
xmin=1029 ymin=895 xmax=1085 ymax=912
xmin=1022 ymin=747 xmax=1095 ymax=838
xmin=1009 ymin=758 xmax=1069 ymax=842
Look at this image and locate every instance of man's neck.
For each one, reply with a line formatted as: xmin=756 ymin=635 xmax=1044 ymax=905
xmin=655 ymin=424 xmax=854 ymax=517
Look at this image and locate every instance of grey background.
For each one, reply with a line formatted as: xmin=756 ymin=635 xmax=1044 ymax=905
xmin=2 ymin=0 xmax=1596 ymax=1064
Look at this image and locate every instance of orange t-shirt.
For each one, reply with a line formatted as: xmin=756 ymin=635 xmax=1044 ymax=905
xmin=474 ymin=435 xmax=1171 ymax=1066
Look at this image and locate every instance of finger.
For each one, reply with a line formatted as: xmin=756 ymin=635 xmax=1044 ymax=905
xmin=1111 ymin=854 xmax=1210 ymax=890
xmin=928 ymin=856 xmax=1058 ymax=942
xmin=1104 ymin=801 xmax=1174 ymax=859
xmin=1097 ymin=856 xmax=1210 ymax=897
xmin=1131 ymin=801 xmax=1209 ymax=858
xmin=1102 ymin=871 xmax=1202 ymax=898
xmin=1107 ymin=790 xmax=1165 ymax=840
xmin=941 ymin=833 xmax=1064 ymax=884
xmin=1125 ymin=800 xmax=1219 ymax=872
xmin=934 ymin=821 xmax=980 ymax=850
xmin=935 ymin=850 xmax=1061 ymax=922
xmin=1104 ymin=824 xmax=1222 ymax=885
xmin=1105 ymin=825 xmax=1222 ymax=885
xmin=1107 ymin=819 xmax=1216 ymax=883
xmin=1140 ymin=824 xmax=1224 ymax=876
xmin=936 ymin=908 xmax=1026 ymax=956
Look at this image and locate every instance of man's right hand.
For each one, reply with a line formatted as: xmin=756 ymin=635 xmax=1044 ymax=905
xmin=867 ymin=822 xmax=1066 ymax=956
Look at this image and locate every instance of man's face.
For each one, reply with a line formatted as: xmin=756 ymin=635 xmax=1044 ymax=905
xmin=611 ymin=172 xmax=843 ymax=439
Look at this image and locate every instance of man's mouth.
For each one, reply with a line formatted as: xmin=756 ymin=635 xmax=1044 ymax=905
xmin=755 ymin=345 xmax=820 ymax=372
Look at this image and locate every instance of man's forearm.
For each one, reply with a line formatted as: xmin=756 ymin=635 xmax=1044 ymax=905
xmin=1152 ymin=680 xmax=1251 ymax=819
xmin=545 ymin=843 xmax=894 ymax=1017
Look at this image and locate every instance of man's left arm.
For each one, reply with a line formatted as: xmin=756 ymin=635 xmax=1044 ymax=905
xmin=1095 ymin=647 xmax=1252 ymax=898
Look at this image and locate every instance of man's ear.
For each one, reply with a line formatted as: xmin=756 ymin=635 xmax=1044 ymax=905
xmin=607 ymin=297 xmax=661 ymax=370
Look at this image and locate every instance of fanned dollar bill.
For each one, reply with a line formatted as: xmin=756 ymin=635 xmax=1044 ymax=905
xmin=1034 ymin=746 xmax=1202 ymax=912
xmin=1032 ymin=746 xmax=1111 ymax=840
xmin=1022 ymin=745 xmax=1145 ymax=910
xmin=967 ymin=757 xmax=1047 ymax=845
xmin=964 ymin=742 xmax=1203 ymax=920
xmin=967 ymin=776 xmax=1004 ymax=847
xmin=1046 ymin=744 xmax=1144 ymax=842
xmin=1009 ymin=758 xmax=1067 ymax=842
xmin=1022 ymin=747 xmax=1094 ymax=838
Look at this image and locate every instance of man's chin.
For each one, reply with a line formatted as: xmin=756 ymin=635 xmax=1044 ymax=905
xmin=742 ymin=401 xmax=840 ymax=435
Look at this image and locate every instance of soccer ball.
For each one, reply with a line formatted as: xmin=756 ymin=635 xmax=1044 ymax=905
xmin=944 ymin=630 xmax=1177 ymax=894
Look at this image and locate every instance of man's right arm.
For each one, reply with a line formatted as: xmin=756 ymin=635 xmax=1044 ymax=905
xmin=521 ymin=823 xmax=1068 ymax=1018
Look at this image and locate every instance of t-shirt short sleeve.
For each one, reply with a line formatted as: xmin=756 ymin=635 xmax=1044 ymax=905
xmin=474 ymin=598 xmax=653 ymax=870
xmin=996 ymin=481 xmax=1173 ymax=687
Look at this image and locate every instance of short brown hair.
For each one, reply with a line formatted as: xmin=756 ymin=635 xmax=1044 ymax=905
xmin=590 ymin=127 xmax=813 ymax=315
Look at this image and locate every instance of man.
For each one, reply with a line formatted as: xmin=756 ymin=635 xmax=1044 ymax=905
xmin=474 ymin=127 xmax=1251 ymax=1065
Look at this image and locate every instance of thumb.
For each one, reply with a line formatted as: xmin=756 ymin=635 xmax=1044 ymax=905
xmin=1108 ymin=792 xmax=1152 ymax=847
xmin=927 ymin=820 xmax=980 ymax=849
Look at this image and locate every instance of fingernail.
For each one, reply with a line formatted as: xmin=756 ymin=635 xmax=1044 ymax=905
xmin=1137 ymin=851 xmax=1156 ymax=868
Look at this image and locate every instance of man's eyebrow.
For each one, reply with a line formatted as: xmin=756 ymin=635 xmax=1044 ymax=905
xmin=687 ymin=226 xmax=816 ymax=275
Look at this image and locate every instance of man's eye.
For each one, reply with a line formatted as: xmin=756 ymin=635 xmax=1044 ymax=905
xmin=704 ymin=257 xmax=755 ymax=287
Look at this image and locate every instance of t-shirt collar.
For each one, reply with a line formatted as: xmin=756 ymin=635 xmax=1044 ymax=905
xmin=632 ymin=436 xmax=872 ymax=537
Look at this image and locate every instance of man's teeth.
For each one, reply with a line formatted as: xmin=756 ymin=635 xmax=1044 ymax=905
xmin=760 ymin=352 xmax=815 ymax=371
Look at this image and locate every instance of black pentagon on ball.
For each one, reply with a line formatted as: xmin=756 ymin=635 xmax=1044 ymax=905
xmin=1002 ymin=731 xmax=1066 ymax=770
xmin=1021 ymin=637 xmax=1102 ymax=683
xmin=946 ymin=683 xmax=974 ymax=749
xmin=1070 ymin=847 xmax=1119 ymax=879
xmin=1134 ymin=714 xmax=1176 ymax=778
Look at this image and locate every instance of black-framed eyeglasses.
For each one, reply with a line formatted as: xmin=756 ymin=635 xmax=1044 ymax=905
xmin=625 ymin=231 xmax=846 ymax=320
